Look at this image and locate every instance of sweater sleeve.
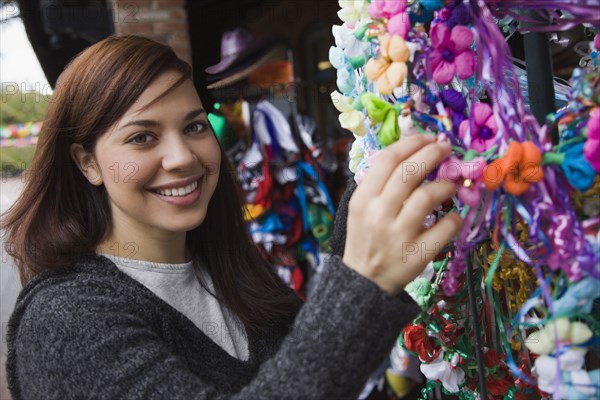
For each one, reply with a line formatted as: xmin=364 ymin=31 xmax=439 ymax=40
xmin=10 ymin=256 xmax=419 ymax=400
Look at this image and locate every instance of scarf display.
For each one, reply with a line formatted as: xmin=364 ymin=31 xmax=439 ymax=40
xmin=213 ymin=100 xmax=335 ymax=300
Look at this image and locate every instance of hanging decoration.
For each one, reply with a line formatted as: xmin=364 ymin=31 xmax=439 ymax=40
xmin=330 ymin=1 xmax=600 ymax=398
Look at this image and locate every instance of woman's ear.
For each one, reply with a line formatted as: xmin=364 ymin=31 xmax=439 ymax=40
xmin=70 ymin=143 xmax=103 ymax=185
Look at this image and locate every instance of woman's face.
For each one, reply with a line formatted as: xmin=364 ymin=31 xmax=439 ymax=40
xmin=79 ymin=70 xmax=221 ymax=241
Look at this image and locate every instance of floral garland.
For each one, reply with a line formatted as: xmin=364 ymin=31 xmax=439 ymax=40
xmin=330 ymin=1 xmax=600 ymax=398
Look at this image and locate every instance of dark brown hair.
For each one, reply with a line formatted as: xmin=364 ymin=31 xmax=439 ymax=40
xmin=0 ymin=35 xmax=300 ymax=335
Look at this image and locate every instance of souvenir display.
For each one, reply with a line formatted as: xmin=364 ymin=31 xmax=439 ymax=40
xmin=330 ymin=1 xmax=600 ymax=398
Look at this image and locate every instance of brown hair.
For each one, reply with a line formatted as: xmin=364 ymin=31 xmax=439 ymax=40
xmin=1 ymin=35 xmax=300 ymax=335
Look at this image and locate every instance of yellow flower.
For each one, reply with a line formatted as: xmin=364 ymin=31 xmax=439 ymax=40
xmin=365 ymin=33 xmax=409 ymax=95
xmin=331 ymin=91 xmax=366 ymax=136
xmin=526 ymin=318 xmax=593 ymax=356
xmin=348 ymin=139 xmax=364 ymax=173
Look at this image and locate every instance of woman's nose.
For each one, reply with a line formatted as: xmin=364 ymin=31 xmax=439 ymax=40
xmin=161 ymin=133 xmax=198 ymax=171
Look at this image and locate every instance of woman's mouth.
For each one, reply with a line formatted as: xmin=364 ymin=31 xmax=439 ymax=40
xmin=148 ymin=178 xmax=202 ymax=206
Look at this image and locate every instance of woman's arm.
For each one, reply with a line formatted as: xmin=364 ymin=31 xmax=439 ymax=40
xmin=9 ymin=256 xmax=419 ymax=400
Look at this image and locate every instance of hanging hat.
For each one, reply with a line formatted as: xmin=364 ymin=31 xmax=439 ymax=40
xmin=206 ymin=44 xmax=288 ymax=90
xmin=205 ymin=27 xmax=276 ymax=75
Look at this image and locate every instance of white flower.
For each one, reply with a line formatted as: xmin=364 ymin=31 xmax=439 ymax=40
xmin=337 ymin=0 xmax=369 ymax=23
xmin=332 ymin=24 xmax=370 ymax=60
xmin=534 ymin=350 xmax=596 ymax=397
xmin=420 ymin=352 xmax=465 ymax=393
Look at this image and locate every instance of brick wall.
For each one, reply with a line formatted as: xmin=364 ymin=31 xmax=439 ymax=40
xmin=109 ymin=0 xmax=192 ymax=65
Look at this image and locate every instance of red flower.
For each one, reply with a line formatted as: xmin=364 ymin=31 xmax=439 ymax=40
xmin=483 ymin=348 xmax=502 ymax=368
xmin=487 ymin=375 xmax=515 ymax=397
xmin=403 ymin=324 xmax=438 ymax=362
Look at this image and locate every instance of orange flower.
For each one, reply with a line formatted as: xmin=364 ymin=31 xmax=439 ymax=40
xmin=364 ymin=33 xmax=409 ymax=95
xmin=483 ymin=141 xmax=544 ymax=196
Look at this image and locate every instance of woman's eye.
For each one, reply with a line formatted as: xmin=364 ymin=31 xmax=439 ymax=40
xmin=129 ymin=133 xmax=155 ymax=144
xmin=185 ymin=121 xmax=207 ymax=134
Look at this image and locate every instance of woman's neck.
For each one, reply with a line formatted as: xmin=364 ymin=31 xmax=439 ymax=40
xmin=96 ymin=230 xmax=190 ymax=264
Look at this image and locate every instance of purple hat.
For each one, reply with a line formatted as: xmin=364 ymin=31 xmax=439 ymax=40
xmin=206 ymin=28 xmax=272 ymax=75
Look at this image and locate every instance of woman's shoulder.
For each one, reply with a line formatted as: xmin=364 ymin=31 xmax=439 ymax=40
xmin=10 ymin=254 xmax=148 ymax=327
xmin=16 ymin=254 xmax=132 ymax=302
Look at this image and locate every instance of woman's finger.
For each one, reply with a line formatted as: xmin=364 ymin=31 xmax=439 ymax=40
xmin=379 ymin=141 xmax=452 ymax=216
xmin=414 ymin=212 xmax=463 ymax=265
xmin=353 ymin=135 xmax=435 ymax=204
xmin=398 ymin=179 xmax=458 ymax=235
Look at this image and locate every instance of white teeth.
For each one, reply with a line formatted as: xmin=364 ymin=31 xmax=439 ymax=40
xmin=156 ymin=180 xmax=198 ymax=197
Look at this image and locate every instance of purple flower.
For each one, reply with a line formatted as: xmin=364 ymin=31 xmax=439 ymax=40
xmin=428 ymin=23 xmax=475 ymax=85
xmin=446 ymin=3 xmax=473 ymax=29
xmin=441 ymin=89 xmax=467 ymax=137
xmin=459 ymin=103 xmax=498 ymax=152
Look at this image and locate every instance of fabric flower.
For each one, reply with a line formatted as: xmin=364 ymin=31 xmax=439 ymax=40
xmin=360 ymin=93 xmax=401 ymax=145
xmin=405 ymin=277 xmax=433 ymax=307
xmin=410 ymin=0 xmax=443 ymax=23
xmin=354 ymin=148 xmax=380 ymax=185
xmin=337 ymin=0 xmax=369 ymax=23
xmin=332 ymin=24 xmax=370 ymax=68
xmin=583 ymin=107 xmax=600 ymax=172
xmin=487 ymin=375 xmax=515 ymax=397
xmin=483 ymin=141 xmax=544 ymax=196
xmin=438 ymin=155 xmax=486 ymax=206
xmin=534 ymin=350 xmax=598 ymax=399
xmin=403 ymin=324 xmax=438 ymax=362
xmin=368 ymin=0 xmax=410 ymax=38
xmin=446 ymin=3 xmax=473 ymax=29
xmin=459 ymin=103 xmax=498 ymax=152
xmin=329 ymin=46 xmax=356 ymax=95
xmin=428 ymin=23 xmax=475 ymax=85
xmin=365 ymin=33 xmax=410 ymax=95
xmin=561 ymin=141 xmax=597 ymax=191
xmin=441 ymin=89 xmax=467 ymax=136
xmin=349 ymin=137 xmax=365 ymax=173
xmin=420 ymin=352 xmax=465 ymax=393
xmin=554 ymin=276 xmax=600 ymax=316
xmin=331 ymin=91 xmax=365 ymax=136
xmin=525 ymin=318 xmax=592 ymax=356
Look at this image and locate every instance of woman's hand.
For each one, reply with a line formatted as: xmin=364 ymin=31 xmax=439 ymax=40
xmin=342 ymin=134 xmax=462 ymax=295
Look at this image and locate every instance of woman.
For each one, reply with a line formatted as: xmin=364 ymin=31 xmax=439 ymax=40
xmin=1 ymin=35 xmax=461 ymax=399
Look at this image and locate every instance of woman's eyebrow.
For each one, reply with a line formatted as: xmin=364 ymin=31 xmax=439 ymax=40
xmin=183 ymin=108 xmax=206 ymax=120
xmin=118 ymin=108 xmax=206 ymax=131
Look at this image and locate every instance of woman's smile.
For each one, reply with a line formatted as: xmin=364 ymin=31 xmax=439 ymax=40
xmin=148 ymin=177 xmax=203 ymax=206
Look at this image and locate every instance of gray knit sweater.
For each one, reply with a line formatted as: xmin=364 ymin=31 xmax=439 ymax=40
xmin=7 ymin=180 xmax=420 ymax=399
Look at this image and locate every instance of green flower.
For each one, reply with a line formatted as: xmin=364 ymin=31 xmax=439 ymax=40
xmin=405 ymin=277 xmax=433 ymax=307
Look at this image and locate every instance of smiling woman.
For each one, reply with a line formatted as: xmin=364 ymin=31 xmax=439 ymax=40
xmin=70 ymin=71 xmax=222 ymax=261
xmin=0 ymin=35 xmax=461 ymax=399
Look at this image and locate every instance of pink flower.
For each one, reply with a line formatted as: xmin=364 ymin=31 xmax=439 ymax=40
xmin=459 ymin=103 xmax=498 ymax=152
xmin=368 ymin=0 xmax=410 ymax=38
xmin=438 ymin=156 xmax=486 ymax=206
xmin=583 ymin=107 xmax=600 ymax=172
xmin=428 ymin=23 xmax=475 ymax=85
